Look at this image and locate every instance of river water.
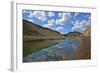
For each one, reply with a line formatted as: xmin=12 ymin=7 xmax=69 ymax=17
xmin=23 ymin=39 xmax=80 ymax=62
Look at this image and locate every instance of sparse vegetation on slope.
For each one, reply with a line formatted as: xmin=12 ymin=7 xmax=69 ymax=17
xmin=64 ymin=32 xmax=82 ymax=38
xmin=23 ymin=20 xmax=64 ymax=38
xmin=74 ymin=27 xmax=91 ymax=59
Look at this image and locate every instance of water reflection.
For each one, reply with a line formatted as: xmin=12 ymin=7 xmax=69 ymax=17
xmin=23 ymin=39 xmax=80 ymax=62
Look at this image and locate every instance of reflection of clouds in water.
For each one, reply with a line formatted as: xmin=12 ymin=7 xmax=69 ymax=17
xmin=55 ymin=45 xmax=64 ymax=48
xmin=23 ymin=39 xmax=80 ymax=62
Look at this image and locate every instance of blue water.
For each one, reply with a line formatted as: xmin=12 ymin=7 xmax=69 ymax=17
xmin=23 ymin=39 xmax=80 ymax=62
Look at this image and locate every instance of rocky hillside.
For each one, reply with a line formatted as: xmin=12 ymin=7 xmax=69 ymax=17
xmin=83 ymin=27 xmax=91 ymax=36
xmin=64 ymin=32 xmax=82 ymax=40
xmin=74 ymin=27 xmax=91 ymax=59
xmin=23 ymin=20 xmax=64 ymax=41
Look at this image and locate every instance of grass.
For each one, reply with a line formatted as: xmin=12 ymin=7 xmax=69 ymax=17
xmin=23 ymin=40 xmax=56 ymax=57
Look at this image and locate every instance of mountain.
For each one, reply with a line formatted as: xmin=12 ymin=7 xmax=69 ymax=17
xmin=74 ymin=27 xmax=91 ymax=59
xmin=23 ymin=20 xmax=64 ymax=41
xmin=64 ymin=32 xmax=82 ymax=38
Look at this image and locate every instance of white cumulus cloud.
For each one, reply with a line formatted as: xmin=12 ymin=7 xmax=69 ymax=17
xmin=43 ymin=19 xmax=55 ymax=29
xmin=74 ymin=12 xmax=80 ymax=17
xmin=55 ymin=19 xmax=60 ymax=25
xmin=72 ymin=18 xmax=91 ymax=31
xmin=23 ymin=10 xmax=34 ymax=20
xmin=55 ymin=27 xmax=66 ymax=34
xmin=57 ymin=12 xmax=72 ymax=25
xmin=48 ymin=11 xmax=55 ymax=17
xmin=58 ymin=12 xmax=62 ymax=18
xmin=28 ymin=12 xmax=33 ymax=18
xmin=59 ymin=17 xmax=68 ymax=25
xmin=27 ymin=19 xmax=35 ymax=23
xmin=55 ymin=27 xmax=64 ymax=30
xmin=33 ymin=11 xmax=47 ymax=21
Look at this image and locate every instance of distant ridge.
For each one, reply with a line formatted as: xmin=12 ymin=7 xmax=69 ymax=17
xmin=64 ymin=32 xmax=82 ymax=38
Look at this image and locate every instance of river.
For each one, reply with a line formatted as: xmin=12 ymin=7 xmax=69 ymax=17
xmin=23 ymin=39 xmax=80 ymax=62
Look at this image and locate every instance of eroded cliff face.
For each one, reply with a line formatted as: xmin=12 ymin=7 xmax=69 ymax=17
xmin=83 ymin=27 xmax=91 ymax=36
xmin=74 ymin=27 xmax=91 ymax=59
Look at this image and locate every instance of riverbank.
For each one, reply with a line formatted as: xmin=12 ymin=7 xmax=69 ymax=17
xmin=23 ymin=36 xmax=65 ymax=41
xmin=23 ymin=39 xmax=59 ymax=57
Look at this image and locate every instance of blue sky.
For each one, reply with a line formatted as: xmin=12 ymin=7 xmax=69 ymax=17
xmin=23 ymin=9 xmax=91 ymax=34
